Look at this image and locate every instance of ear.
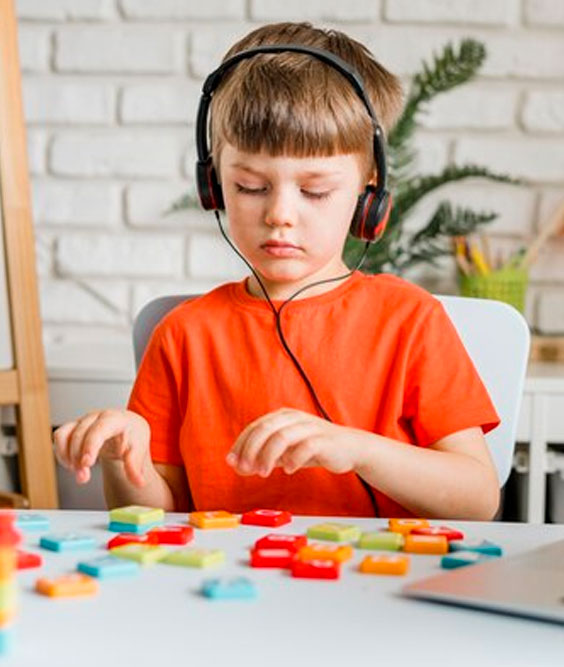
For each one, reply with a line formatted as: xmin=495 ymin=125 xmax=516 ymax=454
xmin=211 ymin=154 xmax=221 ymax=184
xmin=366 ymin=169 xmax=378 ymax=187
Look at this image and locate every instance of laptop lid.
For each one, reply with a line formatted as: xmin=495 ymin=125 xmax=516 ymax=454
xmin=402 ymin=539 xmax=564 ymax=624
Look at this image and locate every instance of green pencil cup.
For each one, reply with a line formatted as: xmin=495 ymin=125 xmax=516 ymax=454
xmin=458 ymin=267 xmax=529 ymax=313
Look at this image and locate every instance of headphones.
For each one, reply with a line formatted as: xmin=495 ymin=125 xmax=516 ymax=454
xmin=195 ymin=44 xmax=392 ymax=243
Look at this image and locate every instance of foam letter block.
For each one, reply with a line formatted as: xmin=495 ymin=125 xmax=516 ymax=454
xmin=403 ymin=534 xmax=448 ymax=555
xmin=107 ymin=533 xmax=154 ymax=550
xmin=162 ymin=548 xmax=225 ymax=568
xmin=357 ymin=531 xmax=404 ymax=551
xmin=411 ymin=526 xmax=464 ymax=541
xmin=0 ymin=581 xmax=17 ymax=608
xmin=108 ymin=521 xmax=162 ymax=534
xmin=292 ymin=559 xmax=340 ymax=580
xmin=388 ymin=518 xmax=429 ymax=535
xmin=15 ymin=514 xmax=49 ymax=533
xmin=0 ymin=550 xmax=16 ymax=579
xmin=109 ymin=506 xmax=165 ymax=525
xmin=0 ymin=609 xmax=14 ymax=627
xmin=146 ymin=525 xmax=194 ymax=545
xmin=35 ymin=573 xmax=98 ymax=598
xmin=202 ymin=577 xmax=257 ymax=600
xmin=359 ymin=554 xmax=410 ymax=575
xmin=16 ymin=550 xmax=42 ymax=570
xmin=109 ymin=544 xmax=169 ymax=566
xmin=39 ymin=534 xmax=96 ymax=552
xmin=306 ymin=522 xmax=361 ymax=543
xmin=254 ymin=534 xmax=307 ymax=552
xmin=441 ymin=552 xmax=497 ymax=569
xmin=449 ymin=540 xmax=503 ymax=556
xmin=241 ymin=509 xmax=292 ymax=527
xmin=0 ymin=629 xmax=13 ymax=655
xmin=77 ymin=555 xmax=140 ymax=578
xmin=250 ymin=548 xmax=295 ymax=568
xmin=189 ymin=511 xmax=239 ymax=529
xmin=298 ymin=544 xmax=353 ymax=563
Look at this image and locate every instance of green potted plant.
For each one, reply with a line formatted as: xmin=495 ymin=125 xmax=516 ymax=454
xmin=344 ymin=38 xmax=516 ymax=276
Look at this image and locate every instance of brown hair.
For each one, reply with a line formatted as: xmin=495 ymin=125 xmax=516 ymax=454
xmin=210 ymin=22 xmax=403 ymax=182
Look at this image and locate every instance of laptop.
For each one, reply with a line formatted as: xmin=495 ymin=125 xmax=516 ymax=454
xmin=402 ymin=539 xmax=564 ymax=624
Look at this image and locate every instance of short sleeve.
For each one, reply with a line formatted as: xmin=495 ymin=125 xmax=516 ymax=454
xmin=127 ymin=322 xmax=184 ymax=466
xmin=403 ymin=299 xmax=500 ymax=447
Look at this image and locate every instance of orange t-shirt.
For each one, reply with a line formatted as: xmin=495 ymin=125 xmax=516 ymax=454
xmin=127 ymin=271 xmax=500 ymax=517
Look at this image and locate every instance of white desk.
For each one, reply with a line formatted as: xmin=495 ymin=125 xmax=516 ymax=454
xmin=6 ymin=511 xmax=564 ymax=667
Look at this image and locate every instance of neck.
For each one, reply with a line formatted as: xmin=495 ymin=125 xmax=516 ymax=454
xmin=246 ymin=267 xmax=353 ymax=302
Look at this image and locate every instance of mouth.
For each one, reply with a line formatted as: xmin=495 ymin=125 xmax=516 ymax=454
xmin=261 ymin=240 xmax=303 ymax=257
xmin=261 ymin=240 xmax=301 ymax=249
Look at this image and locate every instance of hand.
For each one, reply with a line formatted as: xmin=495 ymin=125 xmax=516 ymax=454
xmin=225 ymin=408 xmax=363 ymax=478
xmin=53 ymin=409 xmax=151 ymax=487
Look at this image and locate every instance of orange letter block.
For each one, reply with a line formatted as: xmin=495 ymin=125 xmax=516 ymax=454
xmin=36 ymin=573 xmax=98 ymax=598
xmin=403 ymin=534 xmax=448 ymax=555
xmin=388 ymin=518 xmax=429 ymax=535
xmin=189 ymin=511 xmax=239 ymax=529
xmin=359 ymin=554 xmax=409 ymax=575
xmin=298 ymin=544 xmax=353 ymax=563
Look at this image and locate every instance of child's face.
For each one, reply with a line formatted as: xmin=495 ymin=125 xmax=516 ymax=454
xmin=220 ymin=142 xmax=366 ymax=299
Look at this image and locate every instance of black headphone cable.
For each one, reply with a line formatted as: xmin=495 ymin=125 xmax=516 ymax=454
xmin=214 ymin=209 xmax=379 ymax=514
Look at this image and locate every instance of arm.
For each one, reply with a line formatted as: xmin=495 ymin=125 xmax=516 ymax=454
xmin=53 ymin=409 xmax=191 ymax=512
xmin=352 ymin=426 xmax=500 ymax=520
xmin=226 ymin=408 xmax=500 ymax=521
xmin=101 ymin=460 xmax=190 ymax=511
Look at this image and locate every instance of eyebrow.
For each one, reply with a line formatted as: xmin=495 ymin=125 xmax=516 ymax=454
xmin=228 ymin=161 xmax=342 ymax=179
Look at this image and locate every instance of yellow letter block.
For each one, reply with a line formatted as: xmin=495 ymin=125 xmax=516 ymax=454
xmin=110 ymin=544 xmax=169 ymax=565
xmin=307 ymin=522 xmax=361 ymax=543
xmin=189 ymin=511 xmax=239 ymax=529
xmin=36 ymin=573 xmax=98 ymax=598
xmin=358 ymin=531 xmax=404 ymax=551
xmin=162 ymin=548 xmax=225 ymax=568
xmin=388 ymin=518 xmax=429 ymax=535
xmin=359 ymin=554 xmax=409 ymax=576
xmin=298 ymin=543 xmax=353 ymax=563
xmin=109 ymin=505 xmax=165 ymax=525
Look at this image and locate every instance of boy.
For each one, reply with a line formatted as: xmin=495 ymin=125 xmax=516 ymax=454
xmin=53 ymin=22 xmax=500 ymax=519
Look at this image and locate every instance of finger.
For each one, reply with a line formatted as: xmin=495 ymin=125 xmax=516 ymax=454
xmin=66 ymin=414 xmax=99 ymax=470
xmin=52 ymin=421 xmax=78 ymax=469
xmin=122 ymin=436 xmax=147 ymax=488
xmin=227 ymin=408 xmax=294 ymax=466
xmin=280 ymin=438 xmax=320 ymax=475
xmin=79 ymin=411 xmax=129 ymax=468
xmin=232 ymin=409 xmax=303 ymax=475
xmin=75 ymin=466 xmax=91 ymax=485
xmin=256 ymin=420 xmax=318 ymax=477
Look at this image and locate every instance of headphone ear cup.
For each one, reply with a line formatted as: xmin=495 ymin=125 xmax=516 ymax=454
xmin=196 ymin=158 xmax=225 ymax=211
xmin=350 ymin=187 xmax=392 ymax=242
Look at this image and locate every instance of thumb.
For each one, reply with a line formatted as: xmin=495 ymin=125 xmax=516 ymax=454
xmin=122 ymin=442 xmax=147 ymax=488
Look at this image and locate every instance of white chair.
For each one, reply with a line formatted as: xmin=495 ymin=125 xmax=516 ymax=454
xmin=133 ymin=293 xmax=530 ymax=487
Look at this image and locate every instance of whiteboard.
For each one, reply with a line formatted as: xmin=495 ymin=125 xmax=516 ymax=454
xmin=0 ymin=183 xmax=14 ymax=369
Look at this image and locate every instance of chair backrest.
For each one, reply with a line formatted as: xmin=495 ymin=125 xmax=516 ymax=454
xmin=435 ymin=295 xmax=530 ymax=486
xmin=133 ymin=293 xmax=530 ymax=487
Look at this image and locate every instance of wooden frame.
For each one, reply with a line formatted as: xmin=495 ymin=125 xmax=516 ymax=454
xmin=0 ymin=0 xmax=58 ymax=507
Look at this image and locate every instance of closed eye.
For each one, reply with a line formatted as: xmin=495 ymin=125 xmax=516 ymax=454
xmin=303 ymin=190 xmax=331 ymax=200
xmin=235 ymin=184 xmax=266 ymax=195
xmin=235 ymin=184 xmax=331 ymax=200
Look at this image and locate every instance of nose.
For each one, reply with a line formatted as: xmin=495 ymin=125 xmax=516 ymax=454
xmin=264 ymin=188 xmax=297 ymax=228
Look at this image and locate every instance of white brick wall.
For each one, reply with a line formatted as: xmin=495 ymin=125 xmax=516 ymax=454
xmin=384 ymin=0 xmax=520 ymax=26
xmin=12 ymin=0 xmax=564 ymax=355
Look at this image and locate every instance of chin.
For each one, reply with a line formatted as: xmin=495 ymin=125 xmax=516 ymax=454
xmin=258 ymin=264 xmax=316 ymax=283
